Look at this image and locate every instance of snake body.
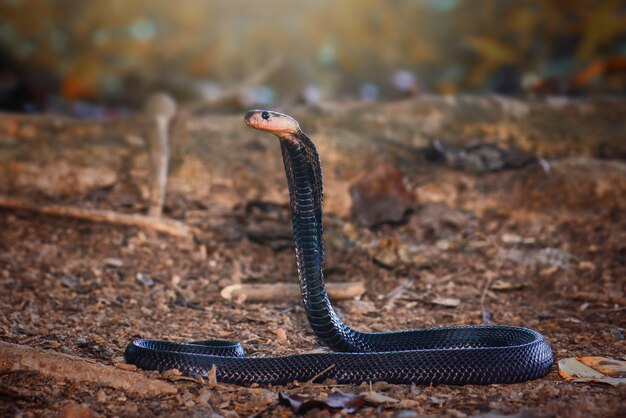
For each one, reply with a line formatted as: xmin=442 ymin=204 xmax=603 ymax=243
xmin=125 ymin=110 xmax=553 ymax=385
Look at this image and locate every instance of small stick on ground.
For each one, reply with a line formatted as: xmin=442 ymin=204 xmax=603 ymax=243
xmin=307 ymin=364 xmax=336 ymax=384
xmin=221 ymin=282 xmax=365 ymax=303
xmin=0 ymin=341 xmax=177 ymax=397
xmin=0 ymin=195 xmax=192 ymax=238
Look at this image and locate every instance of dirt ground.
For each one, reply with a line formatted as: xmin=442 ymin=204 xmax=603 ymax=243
xmin=0 ymin=110 xmax=625 ymax=417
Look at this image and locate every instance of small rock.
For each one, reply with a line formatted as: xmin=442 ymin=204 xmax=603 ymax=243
xmin=95 ymin=389 xmax=107 ymax=403
xmin=577 ymin=261 xmax=595 ymax=271
xmin=501 ymin=233 xmax=535 ymax=245
xmin=394 ymin=411 xmax=420 ymax=418
xmin=502 ymin=247 xmax=575 ymax=269
xmin=162 ymin=368 xmax=183 ymax=380
xmin=135 ymin=273 xmax=155 ymax=287
xmin=115 ymin=363 xmax=137 ymax=372
xmin=490 ymin=279 xmax=524 ymax=291
xmin=396 ymin=399 xmax=420 ymax=409
xmin=430 ymin=296 xmax=460 ymax=308
xmin=121 ymin=403 xmax=138 ymax=416
xmin=273 ymin=328 xmax=288 ymax=342
xmin=429 ymin=140 xmax=540 ymax=173
xmin=58 ymin=402 xmax=94 ymax=418
xmin=447 ymin=408 xmax=468 ymax=418
xmin=436 ymin=239 xmax=452 ymax=250
xmin=364 ymin=391 xmax=400 ymax=405
xmin=609 ymin=328 xmax=624 ymax=340
xmin=350 ymin=165 xmax=415 ymax=227
xmin=373 ymin=246 xmax=399 ymax=268
xmin=125 ymin=134 xmax=145 ymax=147
xmin=61 ymin=276 xmax=77 ymax=289
xmin=44 ymin=340 xmax=62 ymax=349
xmin=103 ymin=258 xmax=124 ymax=268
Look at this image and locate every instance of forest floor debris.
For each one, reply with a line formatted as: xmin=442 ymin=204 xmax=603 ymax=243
xmin=0 ymin=110 xmax=624 ymax=416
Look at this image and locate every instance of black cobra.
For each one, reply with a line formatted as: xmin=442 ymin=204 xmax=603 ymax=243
xmin=125 ymin=109 xmax=553 ymax=385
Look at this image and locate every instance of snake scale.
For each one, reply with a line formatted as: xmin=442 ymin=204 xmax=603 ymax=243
xmin=124 ymin=109 xmax=553 ymax=385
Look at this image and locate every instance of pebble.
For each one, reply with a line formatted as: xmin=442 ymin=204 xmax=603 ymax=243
xmin=103 ymin=257 xmax=124 ymax=268
xmin=58 ymin=402 xmax=94 ymax=418
xmin=135 ymin=273 xmax=155 ymax=287
xmin=273 ymin=328 xmax=288 ymax=342
xmin=349 ymin=165 xmax=414 ymax=227
xmin=96 ymin=389 xmax=107 ymax=403
xmin=364 ymin=391 xmax=400 ymax=404
xmin=394 ymin=411 xmax=419 ymax=418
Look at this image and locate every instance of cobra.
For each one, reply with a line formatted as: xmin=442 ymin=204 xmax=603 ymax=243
xmin=124 ymin=109 xmax=553 ymax=385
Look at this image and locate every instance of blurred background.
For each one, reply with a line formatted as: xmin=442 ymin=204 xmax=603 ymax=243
xmin=0 ymin=0 xmax=625 ymax=116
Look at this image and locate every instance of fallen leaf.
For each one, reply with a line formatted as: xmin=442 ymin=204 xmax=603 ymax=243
xmin=577 ymin=356 xmax=626 ymax=378
xmin=207 ymin=364 xmax=218 ymax=387
xmin=194 ymin=374 xmax=205 ymax=385
xmin=501 ymin=233 xmax=535 ymax=244
xmin=115 ymin=363 xmax=137 ymax=372
xmin=364 ymin=391 xmax=400 ymax=405
xmin=490 ymin=279 xmax=524 ymax=291
xmin=273 ymin=328 xmax=288 ymax=342
xmin=430 ymin=296 xmax=460 ymax=308
xmin=103 ymin=257 xmax=124 ymax=267
xmin=396 ymin=399 xmax=420 ymax=409
xmin=161 ymin=368 xmax=183 ymax=380
xmin=558 ymin=357 xmax=626 ymax=386
xmin=447 ymin=408 xmax=468 ymax=418
xmin=58 ymin=402 xmax=94 ymax=418
xmin=278 ymin=392 xmax=326 ymax=414
xmin=577 ymin=261 xmax=595 ymax=271
xmin=43 ymin=340 xmax=62 ymax=349
xmin=325 ymin=391 xmax=365 ymax=413
xmin=278 ymin=391 xmax=365 ymax=414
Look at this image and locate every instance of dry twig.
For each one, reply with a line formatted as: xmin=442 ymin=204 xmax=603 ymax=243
xmin=221 ymin=282 xmax=365 ymax=303
xmin=0 ymin=341 xmax=177 ymax=396
xmin=0 ymin=195 xmax=192 ymax=238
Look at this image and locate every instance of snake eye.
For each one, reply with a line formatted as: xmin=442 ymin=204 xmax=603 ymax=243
xmin=261 ymin=111 xmax=270 ymax=120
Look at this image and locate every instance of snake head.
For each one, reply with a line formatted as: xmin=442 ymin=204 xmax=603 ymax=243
xmin=245 ymin=109 xmax=300 ymax=137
